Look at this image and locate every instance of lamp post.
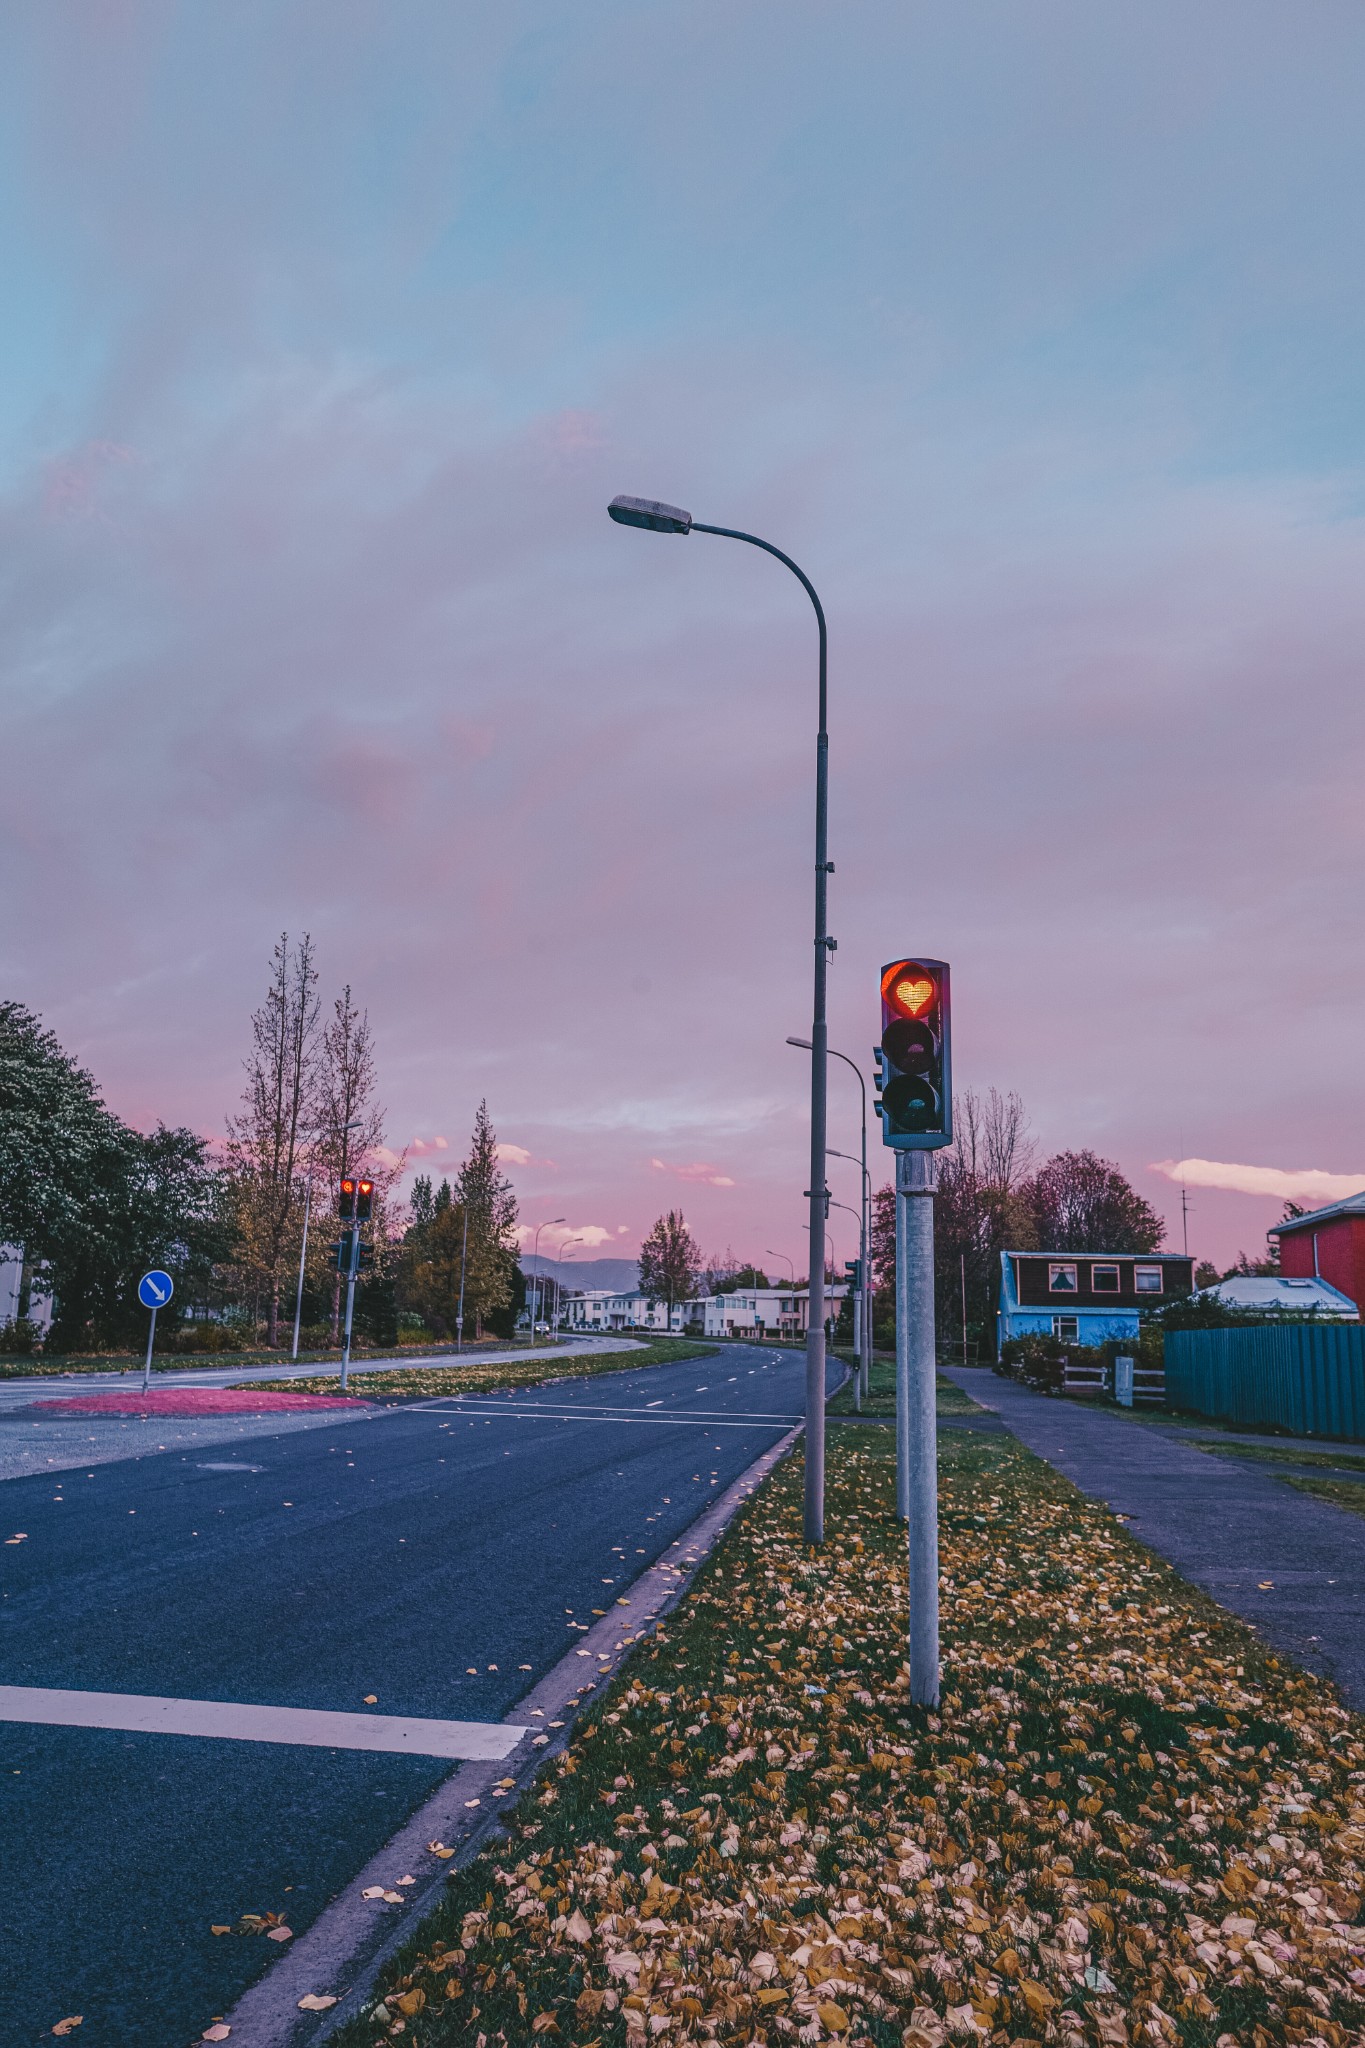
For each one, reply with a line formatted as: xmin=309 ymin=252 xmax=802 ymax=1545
xmin=528 ymin=1218 xmax=566 ymax=1346
xmin=828 ymin=1145 xmax=871 ymax=1405
xmin=611 ymin=494 xmax=831 ymax=1544
xmin=789 ymin=1037 xmax=871 ymax=1410
xmin=765 ymin=1250 xmax=795 ymax=1283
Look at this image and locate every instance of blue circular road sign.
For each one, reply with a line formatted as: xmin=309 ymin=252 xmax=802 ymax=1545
xmin=137 ymin=1270 xmax=174 ymax=1311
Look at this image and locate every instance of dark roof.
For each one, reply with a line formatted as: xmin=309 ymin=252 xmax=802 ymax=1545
xmin=1001 ymin=1249 xmax=1190 ymax=1262
xmin=1269 ymin=1191 xmax=1365 ymax=1236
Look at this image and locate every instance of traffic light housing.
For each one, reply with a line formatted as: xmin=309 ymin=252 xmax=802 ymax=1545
xmin=355 ymin=1179 xmax=374 ymax=1222
xmin=875 ymin=957 xmax=951 ymax=1150
xmin=844 ymin=1258 xmax=862 ymax=1290
xmin=356 ymin=1242 xmax=374 ymax=1273
xmin=331 ymin=1238 xmax=350 ymax=1272
xmin=338 ymin=1178 xmax=357 ymax=1220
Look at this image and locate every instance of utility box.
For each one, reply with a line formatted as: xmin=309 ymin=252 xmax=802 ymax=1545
xmin=1114 ymin=1355 xmax=1135 ymax=1408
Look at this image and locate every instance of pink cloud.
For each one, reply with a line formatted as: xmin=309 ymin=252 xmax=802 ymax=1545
xmin=650 ymin=1157 xmax=737 ymax=1189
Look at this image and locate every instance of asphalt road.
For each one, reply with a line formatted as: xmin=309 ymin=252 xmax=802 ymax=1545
xmin=0 ymin=1343 xmax=822 ymax=2048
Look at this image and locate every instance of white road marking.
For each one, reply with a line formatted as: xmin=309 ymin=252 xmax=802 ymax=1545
xmin=0 ymin=1686 xmax=529 ymax=1761
xmin=417 ymin=1402 xmax=796 ymax=1431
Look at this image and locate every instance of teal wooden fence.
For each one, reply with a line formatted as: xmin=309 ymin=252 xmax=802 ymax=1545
xmin=1165 ymin=1324 xmax=1365 ymax=1439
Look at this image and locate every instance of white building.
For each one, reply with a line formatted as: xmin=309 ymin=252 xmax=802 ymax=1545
xmin=1196 ymin=1275 xmax=1358 ymax=1318
xmin=564 ymin=1284 xmax=848 ymax=1340
xmin=0 ymin=1247 xmax=51 ymax=1336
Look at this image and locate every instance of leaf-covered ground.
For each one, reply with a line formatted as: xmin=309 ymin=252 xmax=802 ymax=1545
xmin=259 ymin=1340 xmax=715 ymax=1400
xmin=331 ymin=1428 xmax=1365 ymax=2048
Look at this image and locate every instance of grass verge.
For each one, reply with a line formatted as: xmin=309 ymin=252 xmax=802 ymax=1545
xmin=329 ymin=1426 xmax=1365 ymax=2048
xmin=1191 ymin=1442 xmax=1365 ymax=1476
xmin=255 ymin=1340 xmax=717 ymax=1400
xmin=827 ymin=1358 xmax=984 ymax=1420
xmin=1287 ymin=1478 xmax=1365 ymax=1521
xmin=0 ymin=1339 xmax=518 ymax=1380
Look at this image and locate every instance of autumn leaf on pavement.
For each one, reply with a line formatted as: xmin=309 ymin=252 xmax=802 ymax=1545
xmin=50 ymin=2024 xmax=82 ymax=2040
xmin=296 ymin=1994 xmax=337 ymax=2011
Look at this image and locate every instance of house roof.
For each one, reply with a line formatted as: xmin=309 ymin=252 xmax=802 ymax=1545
xmin=999 ymin=1249 xmax=1190 ymax=1263
xmin=1197 ymin=1275 xmax=1358 ymax=1315
xmin=1268 ymin=1191 xmax=1365 ymax=1235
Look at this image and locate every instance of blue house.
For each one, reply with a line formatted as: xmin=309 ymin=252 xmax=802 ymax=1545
xmin=998 ymin=1249 xmax=1195 ymax=1351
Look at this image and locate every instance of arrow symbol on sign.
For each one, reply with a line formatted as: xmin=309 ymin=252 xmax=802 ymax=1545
xmin=147 ymin=1279 xmax=168 ymax=1304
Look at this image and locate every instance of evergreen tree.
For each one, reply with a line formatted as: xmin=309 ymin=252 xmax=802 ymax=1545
xmin=452 ymin=1102 xmax=519 ymax=1338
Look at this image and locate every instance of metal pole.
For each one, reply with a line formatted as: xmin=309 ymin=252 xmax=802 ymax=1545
xmin=142 ymin=1304 xmax=158 ymax=1393
xmin=897 ymin=1147 xmax=940 ymax=1706
xmin=688 ymin=521 xmax=828 ymax=1545
xmin=961 ymin=1250 xmax=969 ymax=1368
xmin=456 ymin=1203 xmax=468 ymax=1352
xmin=340 ymin=1228 xmax=359 ymax=1392
xmin=291 ymin=1173 xmax=313 ymax=1361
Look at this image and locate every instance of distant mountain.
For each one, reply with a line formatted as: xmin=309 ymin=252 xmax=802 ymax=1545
xmin=521 ymin=1254 xmax=640 ymax=1293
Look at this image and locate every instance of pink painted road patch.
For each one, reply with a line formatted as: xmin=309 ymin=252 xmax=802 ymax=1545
xmin=32 ymin=1389 xmax=366 ymax=1416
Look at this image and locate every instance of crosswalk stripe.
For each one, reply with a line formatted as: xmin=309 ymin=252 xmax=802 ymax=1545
xmin=0 ymin=1686 xmax=529 ymax=1760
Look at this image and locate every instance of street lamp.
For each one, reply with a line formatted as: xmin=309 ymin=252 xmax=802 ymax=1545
xmin=789 ymin=1036 xmax=871 ymax=1410
xmin=528 ymin=1219 xmax=566 ymax=1346
xmin=765 ymin=1249 xmax=795 ymax=1284
xmin=612 ymin=494 xmax=831 ymax=1545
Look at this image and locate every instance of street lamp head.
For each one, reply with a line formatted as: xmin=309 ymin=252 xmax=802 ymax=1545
xmin=608 ymin=494 xmax=693 ymax=535
xmin=786 ymin=1035 xmax=813 ymax=1050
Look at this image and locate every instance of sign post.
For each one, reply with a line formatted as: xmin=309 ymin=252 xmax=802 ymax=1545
xmin=137 ymin=1270 xmax=174 ymax=1393
xmin=875 ymin=957 xmax=952 ymax=1710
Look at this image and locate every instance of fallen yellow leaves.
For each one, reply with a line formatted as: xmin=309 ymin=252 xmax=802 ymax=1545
xmin=347 ymin=1430 xmax=1365 ymax=2048
xmin=49 ymin=2023 xmax=81 ymax=2040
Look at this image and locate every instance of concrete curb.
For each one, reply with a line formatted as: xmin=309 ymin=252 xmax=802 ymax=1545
xmin=215 ymin=1425 xmax=801 ymax=2046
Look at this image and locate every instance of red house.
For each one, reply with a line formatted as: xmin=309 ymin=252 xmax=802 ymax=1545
xmin=1269 ymin=1195 xmax=1365 ymax=1317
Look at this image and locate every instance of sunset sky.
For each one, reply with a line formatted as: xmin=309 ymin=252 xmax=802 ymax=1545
xmin=5 ymin=3 xmax=1365 ymax=1277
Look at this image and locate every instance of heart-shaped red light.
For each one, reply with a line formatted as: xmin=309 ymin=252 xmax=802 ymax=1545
xmin=894 ymin=977 xmax=933 ymax=1015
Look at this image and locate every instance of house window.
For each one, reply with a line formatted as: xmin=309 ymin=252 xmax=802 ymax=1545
xmin=1048 ymin=1263 xmax=1078 ymax=1293
xmin=1134 ymin=1266 xmax=1163 ymax=1295
xmin=1091 ymin=1263 xmax=1120 ymax=1293
xmin=1052 ymin=1315 xmax=1079 ymax=1342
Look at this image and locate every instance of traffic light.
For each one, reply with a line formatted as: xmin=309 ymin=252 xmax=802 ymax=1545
xmin=331 ymin=1237 xmax=350 ymax=1272
xmin=339 ymin=1178 xmax=357 ymax=1220
xmin=875 ymin=957 xmax=951 ymax=1150
xmin=844 ymin=1257 xmax=862 ymax=1290
xmin=355 ymin=1179 xmax=374 ymax=1222
xmin=356 ymin=1242 xmax=374 ymax=1273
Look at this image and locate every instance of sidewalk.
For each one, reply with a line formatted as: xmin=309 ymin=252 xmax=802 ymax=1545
xmin=944 ymin=1365 xmax=1365 ymax=1714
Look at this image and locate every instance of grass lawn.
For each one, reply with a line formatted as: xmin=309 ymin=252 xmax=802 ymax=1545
xmin=328 ymin=1426 xmax=1365 ymax=2048
xmin=0 ymin=1337 xmax=520 ymax=1380
xmin=827 ymin=1355 xmax=985 ymax=1420
xmin=256 ymin=1339 xmax=717 ymax=1400
xmin=1191 ymin=1442 xmax=1365 ymax=1476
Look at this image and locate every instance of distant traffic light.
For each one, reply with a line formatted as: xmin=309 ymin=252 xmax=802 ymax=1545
xmin=355 ymin=1179 xmax=375 ymax=1222
xmin=339 ymin=1178 xmax=357 ymax=1220
xmin=844 ymin=1257 xmax=862 ymax=1290
xmin=356 ymin=1242 xmax=374 ymax=1272
xmin=875 ymin=957 xmax=951 ymax=1149
xmin=331 ymin=1238 xmax=350 ymax=1272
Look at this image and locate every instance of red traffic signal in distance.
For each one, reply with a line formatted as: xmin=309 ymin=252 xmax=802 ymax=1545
xmin=875 ymin=957 xmax=951 ymax=1150
xmin=355 ymin=1179 xmax=375 ymax=1222
xmin=338 ymin=1178 xmax=357 ymax=1220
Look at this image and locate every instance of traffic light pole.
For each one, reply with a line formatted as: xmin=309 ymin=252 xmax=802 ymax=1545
xmin=340 ymin=1228 xmax=359 ymax=1393
xmin=896 ymin=1146 xmax=940 ymax=1707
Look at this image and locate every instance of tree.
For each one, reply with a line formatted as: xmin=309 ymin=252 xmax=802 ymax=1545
xmin=453 ymin=1102 xmax=519 ymax=1338
xmin=224 ymin=933 xmax=320 ymax=1343
xmin=0 ymin=1002 xmax=229 ymax=1350
xmin=872 ymin=1087 xmax=1037 ymax=1359
xmin=314 ymin=985 xmax=398 ymax=1341
xmin=638 ymin=1210 xmax=702 ymax=1328
xmin=1026 ymin=1149 xmax=1164 ymax=1254
xmin=399 ymin=1188 xmax=469 ymax=1340
xmin=714 ymin=1264 xmax=769 ymax=1294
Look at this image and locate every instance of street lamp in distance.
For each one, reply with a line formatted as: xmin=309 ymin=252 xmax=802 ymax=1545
xmin=613 ymin=496 xmax=832 ymax=1545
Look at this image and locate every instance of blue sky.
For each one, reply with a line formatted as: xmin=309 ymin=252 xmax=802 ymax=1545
xmin=4 ymin=2 xmax=1365 ymax=1272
